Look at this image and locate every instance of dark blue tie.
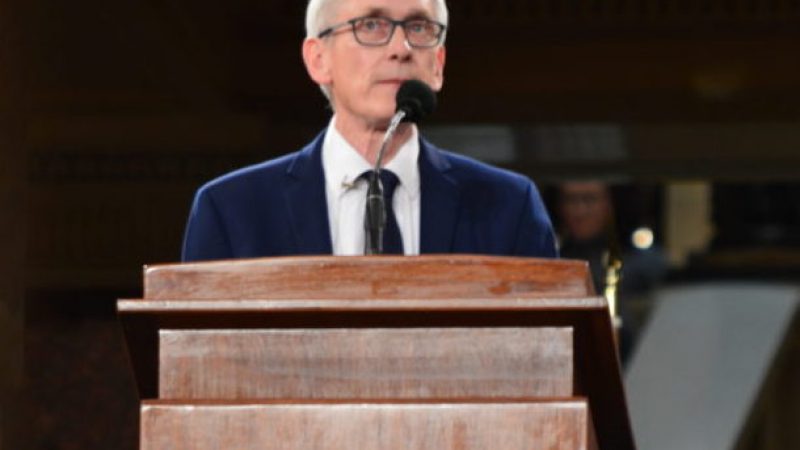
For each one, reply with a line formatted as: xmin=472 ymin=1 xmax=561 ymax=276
xmin=362 ymin=170 xmax=404 ymax=254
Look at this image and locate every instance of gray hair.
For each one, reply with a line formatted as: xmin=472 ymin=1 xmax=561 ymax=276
xmin=305 ymin=0 xmax=449 ymax=40
xmin=304 ymin=0 xmax=449 ymax=101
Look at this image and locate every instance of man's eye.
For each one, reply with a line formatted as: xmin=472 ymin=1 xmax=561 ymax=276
xmin=361 ymin=18 xmax=384 ymax=31
xmin=407 ymin=21 xmax=426 ymax=33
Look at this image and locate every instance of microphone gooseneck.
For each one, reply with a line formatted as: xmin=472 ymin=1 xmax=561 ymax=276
xmin=364 ymin=80 xmax=437 ymax=255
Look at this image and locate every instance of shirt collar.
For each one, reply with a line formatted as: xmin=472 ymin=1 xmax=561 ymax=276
xmin=322 ymin=116 xmax=420 ymax=199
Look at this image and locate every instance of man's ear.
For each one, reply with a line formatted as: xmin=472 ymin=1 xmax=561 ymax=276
xmin=302 ymin=38 xmax=332 ymax=85
xmin=431 ymin=45 xmax=446 ymax=91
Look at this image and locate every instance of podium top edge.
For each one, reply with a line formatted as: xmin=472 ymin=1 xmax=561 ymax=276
xmin=117 ymin=297 xmax=607 ymax=313
xmin=144 ymin=255 xmax=585 ymax=273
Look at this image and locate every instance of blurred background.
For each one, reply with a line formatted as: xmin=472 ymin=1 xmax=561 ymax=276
xmin=1 ymin=1 xmax=799 ymax=448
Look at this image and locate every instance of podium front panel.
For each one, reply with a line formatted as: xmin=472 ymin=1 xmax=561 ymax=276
xmin=159 ymin=327 xmax=573 ymax=400
xmin=144 ymin=256 xmax=593 ymax=300
xmin=141 ymin=400 xmax=593 ymax=450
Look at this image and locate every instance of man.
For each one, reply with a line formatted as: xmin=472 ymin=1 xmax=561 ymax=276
xmin=556 ymin=181 xmax=667 ymax=364
xmin=557 ymin=181 xmax=617 ymax=293
xmin=182 ymin=0 xmax=556 ymax=261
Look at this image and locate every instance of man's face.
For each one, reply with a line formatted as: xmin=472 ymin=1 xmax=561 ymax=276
xmin=558 ymin=182 xmax=613 ymax=241
xmin=304 ymin=0 xmax=446 ymax=127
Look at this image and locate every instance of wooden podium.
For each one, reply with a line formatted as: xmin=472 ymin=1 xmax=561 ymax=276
xmin=118 ymin=255 xmax=635 ymax=449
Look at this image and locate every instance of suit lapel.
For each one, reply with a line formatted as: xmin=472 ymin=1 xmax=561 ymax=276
xmin=283 ymin=131 xmax=333 ymax=254
xmin=419 ymin=139 xmax=461 ymax=253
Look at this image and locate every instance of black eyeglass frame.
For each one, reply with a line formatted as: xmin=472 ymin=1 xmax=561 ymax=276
xmin=317 ymin=15 xmax=447 ymax=48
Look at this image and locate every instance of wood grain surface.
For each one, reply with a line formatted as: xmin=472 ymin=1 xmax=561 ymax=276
xmin=141 ymin=400 xmax=592 ymax=450
xmin=119 ymin=256 xmax=634 ymax=449
xmin=159 ymin=327 xmax=573 ymax=399
xmin=120 ymin=297 xmax=607 ymax=313
xmin=143 ymin=255 xmax=593 ymax=300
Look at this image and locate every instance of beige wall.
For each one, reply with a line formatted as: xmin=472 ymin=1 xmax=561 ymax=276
xmin=664 ymin=182 xmax=714 ymax=267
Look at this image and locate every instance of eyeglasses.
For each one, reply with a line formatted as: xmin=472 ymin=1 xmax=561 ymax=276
xmin=317 ymin=16 xmax=446 ymax=48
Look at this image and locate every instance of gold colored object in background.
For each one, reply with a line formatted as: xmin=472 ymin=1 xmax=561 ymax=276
xmin=604 ymin=256 xmax=623 ymax=330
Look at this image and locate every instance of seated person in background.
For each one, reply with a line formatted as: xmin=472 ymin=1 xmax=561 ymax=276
xmin=182 ymin=0 xmax=557 ymax=261
xmin=557 ymin=181 xmax=667 ymax=365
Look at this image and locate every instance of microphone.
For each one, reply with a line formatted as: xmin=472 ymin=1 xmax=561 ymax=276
xmin=365 ymin=80 xmax=437 ymax=254
xmin=396 ymin=79 xmax=437 ymax=124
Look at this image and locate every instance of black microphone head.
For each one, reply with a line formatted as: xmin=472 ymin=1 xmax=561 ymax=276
xmin=396 ymin=79 xmax=437 ymax=123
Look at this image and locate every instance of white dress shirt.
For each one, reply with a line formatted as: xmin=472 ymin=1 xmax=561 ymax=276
xmin=322 ymin=117 xmax=421 ymax=255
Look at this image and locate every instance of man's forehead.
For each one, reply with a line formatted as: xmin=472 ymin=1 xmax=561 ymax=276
xmin=336 ymin=0 xmax=436 ymax=19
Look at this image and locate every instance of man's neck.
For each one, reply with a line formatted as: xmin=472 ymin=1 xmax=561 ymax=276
xmin=333 ymin=115 xmax=414 ymax=167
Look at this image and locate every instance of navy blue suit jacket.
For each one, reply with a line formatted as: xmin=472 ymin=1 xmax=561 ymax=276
xmin=182 ymin=131 xmax=557 ymax=261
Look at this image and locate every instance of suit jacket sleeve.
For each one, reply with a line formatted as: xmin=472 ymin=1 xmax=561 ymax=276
xmin=182 ymin=186 xmax=233 ymax=262
xmin=513 ymin=181 xmax=558 ymax=258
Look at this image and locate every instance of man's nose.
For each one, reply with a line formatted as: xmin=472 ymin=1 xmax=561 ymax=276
xmin=387 ymin=25 xmax=412 ymax=58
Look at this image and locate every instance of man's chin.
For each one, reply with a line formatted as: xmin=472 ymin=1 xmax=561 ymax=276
xmin=366 ymin=111 xmax=398 ymax=130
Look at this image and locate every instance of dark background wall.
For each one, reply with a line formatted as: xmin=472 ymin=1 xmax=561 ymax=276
xmin=2 ymin=1 xmax=800 ymax=448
